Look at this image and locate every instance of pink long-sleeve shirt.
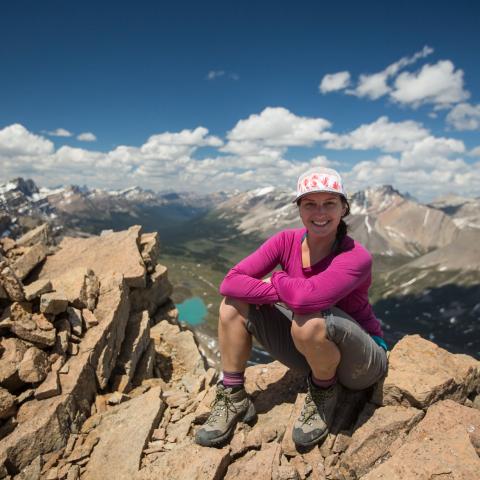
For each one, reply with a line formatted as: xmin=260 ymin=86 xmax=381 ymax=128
xmin=219 ymin=228 xmax=383 ymax=337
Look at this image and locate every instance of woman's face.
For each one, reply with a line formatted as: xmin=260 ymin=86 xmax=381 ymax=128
xmin=298 ymin=192 xmax=346 ymax=240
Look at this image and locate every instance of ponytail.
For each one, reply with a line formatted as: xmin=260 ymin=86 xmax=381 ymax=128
xmin=335 ymin=198 xmax=350 ymax=248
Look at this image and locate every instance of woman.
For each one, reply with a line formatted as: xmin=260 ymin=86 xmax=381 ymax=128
xmin=195 ymin=167 xmax=388 ymax=448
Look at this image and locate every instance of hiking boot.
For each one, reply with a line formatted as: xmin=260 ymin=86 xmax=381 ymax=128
xmin=195 ymin=383 xmax=256 ymax=447
xmin=292 ymin=377 xmax=339 ymax=447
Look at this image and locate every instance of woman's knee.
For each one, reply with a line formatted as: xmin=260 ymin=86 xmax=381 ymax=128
xmin=219 ymin=297 xmax=250 ymax=324
xmin=291 ymin=314 xmax=328 ymax=345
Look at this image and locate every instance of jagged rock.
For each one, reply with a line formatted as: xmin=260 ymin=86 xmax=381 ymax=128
xmin=0 ymin=387 xmax=16 ymax=420
xmin=12 ymin=243 xmax=49 ymax=281
xmin=40 ymin=291 xmax=68 ymax=315
xmin=82 ymin=310 xmax=98 ymax=329
xmin=0 ymin=275 xmax=128 ymax=473
xmin=407 ymin=399 xmax=480 ymax=455
xmin=89 ymin=274 xmax=130 ymax=389
xmin=225 ymin=442 xmax=281 ymax=479
xmin=67 ymin=434 xmax=99 ymax=463
xmin=131 ymin=339 xmax=155 ymax=387
xmin=17 ymin=346 xmax=50 ymax=384
xmin=363 ymin=424 xmax=480 ymax=479
xmin=35 ymin=369 xmax=61 ymax=400
xmin=139 ymin=232 xmax=161 ymax=273
xmin=0 ymin=264 xmax=25 ymax=302
xmin=0 ymin=337 xmax=29 ymax=391
xmin=106 ymin=392 xmax=130 ymax=406
xmin=152 ymin=299 xmax=179 ymax=325
xmin=0 ymin=283 xmax=8 ymax=299
xmin=16 ymin=224 xmax=49 ymax=247
xmin=83 ymin=386 xmax=164 ymax=480
xmin=114 ymin=311 xmax=150 ymax=392
xmin=14 ymin=454 xmax=43 ymax=480
xmin=9 ymin=302 xmax=56 ymax=348
xmin=36 ymin=226 xmax=146 ymax=287
xmin=33 ymin=312 xmax=54 ymax=331
xmin=165 ymin=412 xmax=194 ymax=442
xmin=150 ymin=320 xmax=206 ymax=392
xmin=46 ymin=268 xmax=100 ymax=311
xmin=372 ymin=335 xmax=480 ymax=409
xmin=23 ymin=278 xmax=53 ymax=301
xmin=0 ymin=237 xmax=15 ymax=253
xmin=338 ymin=404 xmax=424 ymax=478
xmin=135 ymin=443 xmax=230 ymax=480
xmin=67 ymin=307 xmax=83 ymax=337
xmin=281 ymin=393 xmax=306 ymax=457
xmin=130 ymin=264 xmax=172 ymax=315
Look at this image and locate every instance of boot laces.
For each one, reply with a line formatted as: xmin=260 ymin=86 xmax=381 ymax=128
xmin=206 ymin=388 xmax=239 ymax=425
xmin=299 ymin=386 xmax=333 ymax=425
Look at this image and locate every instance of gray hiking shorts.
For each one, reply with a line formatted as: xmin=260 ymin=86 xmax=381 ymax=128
xmin=246 ymin=304 xmax=388 ymax=391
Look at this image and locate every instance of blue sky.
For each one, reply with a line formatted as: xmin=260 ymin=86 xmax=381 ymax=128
xmin=1 ymin=0 xmax=479 ymax=200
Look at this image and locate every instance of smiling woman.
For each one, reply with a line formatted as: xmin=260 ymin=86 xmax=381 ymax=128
xmin=195 ymin=167 xmax=388 ymax=449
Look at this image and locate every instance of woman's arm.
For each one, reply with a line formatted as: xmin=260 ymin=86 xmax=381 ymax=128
xmin=270 ymin=246 xmax=372 ymax=314
xmin=219 ymin=232 xmax=284 ymax=304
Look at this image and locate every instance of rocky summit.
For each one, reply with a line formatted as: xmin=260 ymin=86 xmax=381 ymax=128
xmin=0 ymin=225 xmax=479 ymax=479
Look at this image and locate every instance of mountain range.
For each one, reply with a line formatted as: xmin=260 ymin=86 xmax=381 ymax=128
xmin=1 ymin=177 xmax=479 ymax=358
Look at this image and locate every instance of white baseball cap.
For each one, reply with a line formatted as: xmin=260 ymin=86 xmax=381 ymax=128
xmin=294 ymin=167 xmax=347 ymax=203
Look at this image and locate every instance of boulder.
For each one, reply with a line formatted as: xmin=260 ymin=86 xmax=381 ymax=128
xmin=82 ymin=310 xmax=98 ymax=329
xmin=12 ymin=243 xmax=49 ymax=280
xmin=9 ymin=302 xmax=56 ymax=348
xmin=372 ymin=335 xmax=480 ymax=408
xmin=114 ymin=310 xmax=151 ymax=392
xmin=407 ymin=399 xmax=480 ymax=455
xmin=48 ymin=268 xmax=99 ymax=311
xmin=225 ymin=442 xmax=281 ymax=480
xmin=17 ymin=346 xmax=50 ymax=384
xmin=40 ymin=292 xmax=68 ymax=315
xmin=135 ymin=443 xmax=230 ymax=480
xmin=338 ymin=404 xmax=424 ymax=478
xmin=0 ymin=387 xmax=16 ymax=420
xmin=24 ymin=278 xmax=52 ymax=301
xmin=0 ymin=337 xmax=30 ymax=391
xmin=130 ymin=264 xmax=172 ymax=315
xmin=363 ymin=424 xmax=480 ymax=479
xmin=139 ymin=232 xmax=161 ymax=273
xmin=35 ymin=369 xmax=61 ymax=400
xmin=67 ymin=307 xmax=83 ymax=337
xmin=0 ymin=264 xmax=25 ymax=302
xmin=36 ymin=225 xmax=146 ymax=287
xmin=83 ymin=386 xmax=165 ymax=480
xmin=15 ymin=224 xmax=49 ymax=247
xmin=0 ymin=275 xmax=128 ymax=472
xmin=150 ymin=320 xmax=206 ymax=392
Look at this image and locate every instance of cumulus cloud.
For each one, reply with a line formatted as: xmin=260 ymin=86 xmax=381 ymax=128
xmin=206 ymin=70 xmax=225 ymax=80
xmin=1 ymin=118 xmax=478 ymax=201
xmin=77 ymin=132 xmax=97 ymax=142
xmin=319 ymin=71 xmax=351 ymax=93
xmin=0 ymin=124 xmax=54 ymax=157
xmin=445 ymin=103 xmax=480 ymax=131
xmin=44 ymin=128 xmax=73 ymax=137
xmin=326 ymin=116 xmax=429 ymax=152
xmin=469 ymin=146 xmax=480 ymax=157
xmin=390 ymin=60 xmax=470 ymax=108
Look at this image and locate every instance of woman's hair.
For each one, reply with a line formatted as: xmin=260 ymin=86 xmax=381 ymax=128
xmin=297 ymin=195 xmax=351 ymax=246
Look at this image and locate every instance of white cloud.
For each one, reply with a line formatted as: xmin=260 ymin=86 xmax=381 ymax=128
xmin=326 ymin=116 xmax=429 ymax=152
xmin=446 ymin=103 xmax=480 ymax=131
xmin=0 ymin=124 xmax=54 ymax=157
xmin=206 ymin=70 xmax=225 ymax=80
xmin=319 ymin=71 xmax=351 ymax=93
xmin=469 ymin=146 xmax=480 ymax=157
xmin=347 ymin=46 xmax=433 ymax=100
xmin=45 ymin=128 xmax=73 ymax=137
xmin=77 ymin=132 xmax=97 ymax=142
xmin=1 ymin=120 xmax=478 ymax=201
xmin=225 ymin=107 xmax=332 ymax=148
xmin=391 ymin=60 xmax=470 ymax=107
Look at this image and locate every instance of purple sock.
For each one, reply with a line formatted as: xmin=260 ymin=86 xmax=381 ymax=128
xmin=311 ymin=373 xmax=337 ymax=389
xmin=222 ymin=370 xmax=245 ymax=388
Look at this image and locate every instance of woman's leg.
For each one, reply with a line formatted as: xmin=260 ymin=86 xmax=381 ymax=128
xmin=290 ymin=313 xmax=341 ymax=381
xmin=218 ymin=296 xmax=252 ymax=372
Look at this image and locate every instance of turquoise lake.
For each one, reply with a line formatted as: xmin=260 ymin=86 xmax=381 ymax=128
xmin=176 ymin=297 xmax=208 ymax=326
